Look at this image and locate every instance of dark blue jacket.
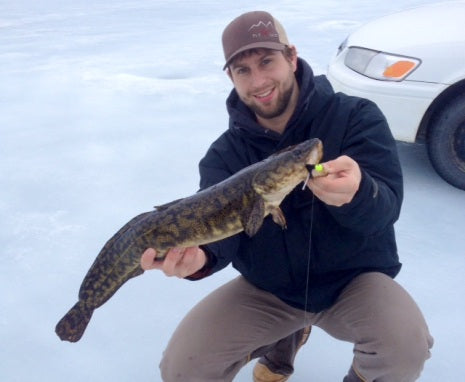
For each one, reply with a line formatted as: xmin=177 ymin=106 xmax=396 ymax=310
xmin=197 ymin=58 xmax=403 ymax=313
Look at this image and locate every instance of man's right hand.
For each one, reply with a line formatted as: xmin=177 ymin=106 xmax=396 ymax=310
xmin=140 ymin=246 xmax=207 ymax=279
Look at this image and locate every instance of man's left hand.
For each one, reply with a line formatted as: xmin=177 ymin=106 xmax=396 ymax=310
xmin=306 ymin=155 xmax=361 ymax=207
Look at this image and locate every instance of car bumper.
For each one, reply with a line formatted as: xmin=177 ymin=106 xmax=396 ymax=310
xmin=326 ymin=50 xmax=447 ymax=142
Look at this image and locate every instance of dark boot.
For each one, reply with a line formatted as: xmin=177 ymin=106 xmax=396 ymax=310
xmin=253 ymin=326 xmax=311 ymax=382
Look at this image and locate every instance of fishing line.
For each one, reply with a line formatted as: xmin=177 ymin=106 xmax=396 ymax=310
xmin=303 ymin=191 xmax=316 ymax=326
xmin=302 ymin=172 xmax=311 ymax=190
xmin=302 ymin=162 xmax=326 ymax=325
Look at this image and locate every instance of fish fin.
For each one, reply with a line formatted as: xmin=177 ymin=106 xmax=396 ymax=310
xmin=270 ymin=207 xmax=287 ymax=229
xmin=55 ymin=301 xmax=93 ymax=343
xmin=154 ymin=198 xmax=184 ymax=211
xmin=97 ymin=211 xmax=152 ymax=256
xmin=242 ymin=198 xmax=265 ymax=237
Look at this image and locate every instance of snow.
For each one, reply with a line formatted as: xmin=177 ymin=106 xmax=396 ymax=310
xmin=1 ymin=1 xmax=464 ymax=381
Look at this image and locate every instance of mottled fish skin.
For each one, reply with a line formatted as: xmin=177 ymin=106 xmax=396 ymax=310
xmin=55 ymin=138 xmax=324 ymax=342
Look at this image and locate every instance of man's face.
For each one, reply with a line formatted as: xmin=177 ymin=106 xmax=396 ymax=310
xmin=228 ymin=49 xmax=298 ymax=121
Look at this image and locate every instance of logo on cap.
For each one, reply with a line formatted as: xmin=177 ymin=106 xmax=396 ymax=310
xmin=248 ymin=21 xmax=278 ymax=40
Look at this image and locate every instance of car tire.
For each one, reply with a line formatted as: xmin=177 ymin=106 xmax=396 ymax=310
xmin=427 ymin=95 xmax=465 ymax=190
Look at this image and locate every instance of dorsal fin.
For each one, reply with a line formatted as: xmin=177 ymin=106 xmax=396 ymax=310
xmin=153 ymin=198 xmax=184 ymax=212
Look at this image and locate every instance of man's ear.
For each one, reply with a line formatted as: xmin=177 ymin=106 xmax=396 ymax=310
xmin=225 ymin=67 xmax=233 ymax=82
xmin=289 ymin=45 xmax=298 ymax=72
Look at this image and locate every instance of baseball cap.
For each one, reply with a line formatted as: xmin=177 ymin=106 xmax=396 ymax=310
xmin=222 ymin=11 xmax=290 ymax=69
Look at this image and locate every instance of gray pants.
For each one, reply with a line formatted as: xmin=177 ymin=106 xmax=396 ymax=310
xmin=160 ymin=273 xmax=433 ymax=381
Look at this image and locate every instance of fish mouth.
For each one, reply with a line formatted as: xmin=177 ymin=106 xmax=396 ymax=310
xmin=306 ymin=164 xmax=316 ymax=172
xmin=303 ymin=140 xmax=324 ymax=177
xmin=305 ymin=139 xmax=323 ymax=165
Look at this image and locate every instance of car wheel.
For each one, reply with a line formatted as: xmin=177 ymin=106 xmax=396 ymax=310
xmin=427 ymin=95 xmax=465 ymax=190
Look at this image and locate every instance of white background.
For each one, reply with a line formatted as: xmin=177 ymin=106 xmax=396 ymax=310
xmin=1 ymin=1 xmax=464 ymax=381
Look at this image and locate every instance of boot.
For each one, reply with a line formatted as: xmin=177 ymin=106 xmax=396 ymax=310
xmin=253 ymin=326 xmax=311 ymax=382
xmin=253 ymin=362 xmax=291 ymax=382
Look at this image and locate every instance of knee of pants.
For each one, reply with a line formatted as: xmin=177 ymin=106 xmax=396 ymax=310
xmin=357 ymin=315 xmax=434 ymax=379
xmin=159 ymin=349 xmax=178 ymax=380
xmin=387 ymin=322 xmax=433 ymax=372
xmin=159 ymin=346 xmax=198 ymax=381
xmin=159 ymin=342 xmax=243 ymax=382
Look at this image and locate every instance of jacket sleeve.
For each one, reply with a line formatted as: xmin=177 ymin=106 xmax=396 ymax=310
xmin=325 ymin=99 xmax=404 ymax=234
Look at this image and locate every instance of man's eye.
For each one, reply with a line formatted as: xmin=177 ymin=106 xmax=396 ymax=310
xmin=236 ymin=68 xmax=248 ymax=75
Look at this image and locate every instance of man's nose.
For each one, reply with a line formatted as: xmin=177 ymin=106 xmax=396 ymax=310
xmin=249 ymin=69 xmax=267 ymax=90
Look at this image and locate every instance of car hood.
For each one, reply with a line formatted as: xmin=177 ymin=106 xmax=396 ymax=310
xmin=346 ymin=1 xmax=465 ymax=83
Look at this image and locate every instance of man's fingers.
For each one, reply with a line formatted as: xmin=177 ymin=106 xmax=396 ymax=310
xmin=141 ymin=246 xmax=207 ymax=278
xmin=306 ymin=155 xmax=361 ymax=206
xmin=310 ymin=157 xmax=350 ymax=178
xmin=140 ymin=248 xmax=162 ymax=270
xmin=163 ymin=248 xmax=186 ymax=277
xmin=323 ymin=156 xmax=354 ymax=173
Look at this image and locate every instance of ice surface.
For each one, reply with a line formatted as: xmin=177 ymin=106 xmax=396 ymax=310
xmin=1 ymin=1 xmax=463 ymax=381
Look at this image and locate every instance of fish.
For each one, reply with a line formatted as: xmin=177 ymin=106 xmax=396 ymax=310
xmin=55 ymin=138 xmax=325 ymax=342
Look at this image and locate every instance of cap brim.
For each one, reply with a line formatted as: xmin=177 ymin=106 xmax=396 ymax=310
xmin=223 ymin=42 xmax=286 ymax=70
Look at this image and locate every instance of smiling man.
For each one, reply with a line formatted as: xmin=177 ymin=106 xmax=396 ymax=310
xmin=227 ymin=48 xmax=299 ymax=133
xmin=141 ymin=11 xmax=433 ymax=381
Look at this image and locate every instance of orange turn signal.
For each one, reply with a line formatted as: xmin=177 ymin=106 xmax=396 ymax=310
xmin=383 ymin=61 xmax=416 ymax=79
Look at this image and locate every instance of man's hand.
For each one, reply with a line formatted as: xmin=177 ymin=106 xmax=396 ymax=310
xmin=140 ymin=246 xmax=207 ymax=278
xmin=307 ymin=155 xmax=361 ymax=206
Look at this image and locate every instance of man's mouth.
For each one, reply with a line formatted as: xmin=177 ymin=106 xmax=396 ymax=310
xmin=254 ymin=88 xmax=275 ymax=102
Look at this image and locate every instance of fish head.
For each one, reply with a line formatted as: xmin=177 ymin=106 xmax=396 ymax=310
xmin=287 ymin=138 xmax=323 ymax=168
xmin=252 ymin=138 xmax=323 ymax=199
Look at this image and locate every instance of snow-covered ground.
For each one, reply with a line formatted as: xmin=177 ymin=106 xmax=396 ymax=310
xmin=1 ymin=1 xmax=464 ymax=381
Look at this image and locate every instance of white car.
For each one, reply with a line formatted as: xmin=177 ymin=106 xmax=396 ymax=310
xmin=327 ymin=1 xmax=465 ymax=190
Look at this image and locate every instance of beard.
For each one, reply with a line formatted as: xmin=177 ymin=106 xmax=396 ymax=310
xmin=244 ymin=78 xmax=296 ymax=120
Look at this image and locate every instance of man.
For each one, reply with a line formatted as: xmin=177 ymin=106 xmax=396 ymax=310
xmin=141 ymin=11 xmax=433 ymax=381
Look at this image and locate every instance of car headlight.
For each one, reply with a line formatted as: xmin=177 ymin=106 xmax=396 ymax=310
xmin=344 ymin=47 xmax=421 ymax=81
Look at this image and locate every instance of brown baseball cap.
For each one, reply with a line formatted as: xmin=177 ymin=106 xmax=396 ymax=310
xmin=222 ymin=11 xmax=290 ymax=69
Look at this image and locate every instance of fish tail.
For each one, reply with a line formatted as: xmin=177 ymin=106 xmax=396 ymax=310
xmin=55 ymin=301 xmax=93 ymax=342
